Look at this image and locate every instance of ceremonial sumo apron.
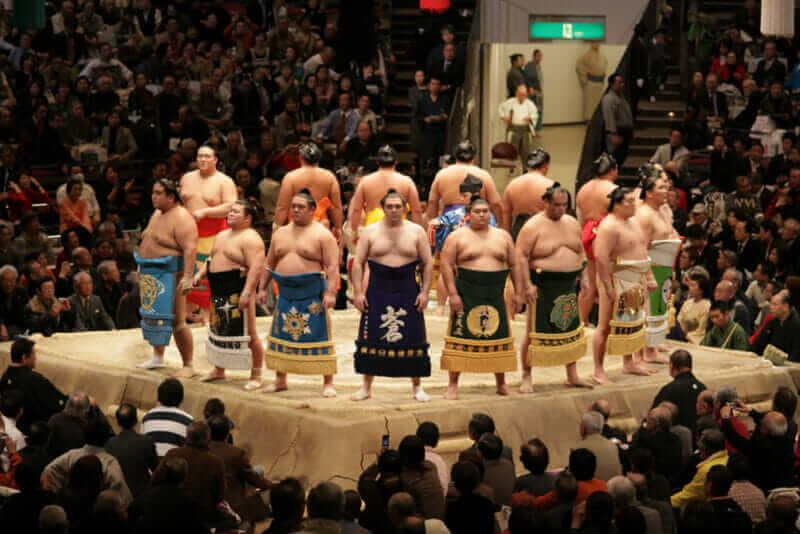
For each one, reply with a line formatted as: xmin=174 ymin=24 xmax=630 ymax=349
xmin=354 ymin=260 xmax=431 ymax=377
xmin=135 ymin=251 xmax=184 ymax=347
xmin=607 ymin=259 xmax=651 ymax=356
xmin=206 ymin=269 xmax=251 ymax=370
xmin=441 ymin=268 xmax=516 ymax=373
xmin=646 ymin=239 xmax=682 ymax=348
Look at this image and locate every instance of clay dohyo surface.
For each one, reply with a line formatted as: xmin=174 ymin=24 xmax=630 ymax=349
xmin=3 ymin=309 xmax=796 ymax=487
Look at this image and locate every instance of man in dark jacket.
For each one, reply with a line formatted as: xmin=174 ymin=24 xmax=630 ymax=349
xmin=651 ymin=349 xmax=707 ymax=433
xmin=719 ymin=404 xmax=794 ymax=492
xmin=399 ymin=435 xmax=446 ymax=520
xmin=704 ymin=465 xmax=752 ymax=534
xmin=630 ymin=406 xmax=684 ymax=489
xmin=105 ymin=403 xmax=158 ymax=498
xmin=751 ymin=290 xmax=800 ymax=362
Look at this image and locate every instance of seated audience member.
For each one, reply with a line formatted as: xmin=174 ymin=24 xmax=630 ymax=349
xmin=0 ymin=461 xmax=56 ymax=532
xmin=746 ymin=263 xmax=774 ymax=318
xmin=514 ymin=438 xmax=556 ymax=497
xmin=358 ymin=449 xmax=405 ymax=533
xmin=701 ymin=300 xmax=749 ymax=350
xmin=704 ymin=465 xmax=752 ymax=534
xmin=417 ymin=421 xmax=449 ymax=496
xmin=398 ymin=435 xmax=445 ymax=519
xmin=627 ymin=472 xmax=675 ymax=534
xmin=263 ymin=477 xmax=306 ymax=534
xmin=712 ymin=280 xmax=752 ymax=336
xmin=590 ymin=399 xmax=629 ymax=444
xmin=128 ymin=457 xmax=210 ymax=534
xmin=342 ymin=120 xmax=380 ymax=166
xmin=341 ymin=489 xmax=370 ymax=534
xmin=755 ymin=494 xmax=800 ymax=534
xmin=42 ymin=418 xmax=132 ymax=509
xmin=630 ymin=406 xmax=684 ymax=488
xmin=578 ymin=411 xmax=622 ymax=482
xmin=387 ymin=491 xmax=448 ymax=534
xmin=47 ymin=391 xmax=96 ymax=459
xmin=0 ymin=338 xmax=67 ymax=434
xmin=39 ymin=504 xmax=71 ymax=534
xmin=95 ymin=260 xmax=122 ymax=318
xmin=1 ymin=388 xmax=27 ymax=450
xmin=727 ymin=455 xmax=766 ymax=525
xmin=677 ymin=274 xmax=712 ymax=344
xmin=477 ymin=432 xmax=515 ymax=508
xmin=24 ymin=279 xmax=72 ymax=336
xmin=207 ymin=414 xmax=271 ymax=523
xmin=297 ymin=482 xmax=349 ymax=533
xmin=740 ymin=386 xmax=798 ymax=441
xmin=671 ymin=429 xmax=728 ymax=509
xmin=104 ymin=403 xmax=158 ymax=498
xmin=536 ymin=449 xmax=608 ymax=509
xmin=569 ymin=490 xmax=615 ymax=533
xmin=152 ymin=421 xmax=233 ymax=529
xmin=751 ymin=290 xmax=800 ymax=361
xmin=462 ymin=412 xmax=513 ymax=462
xmin=650 ymin=128 xmax=690 ymax=174
xmin=445 ymin=461 xmax=496 ymax=534
xmin=0 ymin=265 xmax=32 ymax=339
xmin=69 ymin=271 xmax=115 ymax=331
xmin=59 ymin=179 xmax=93 ymax=234
xmin=629 ymin=448 xmax=670 ymax=502
xmin=606 ymin=476 xmax=663 ymax=534
xmin=142 ymin=378 xmax=193 ymax=458
xmin=536 ymin=471 xmax=578 ymax=530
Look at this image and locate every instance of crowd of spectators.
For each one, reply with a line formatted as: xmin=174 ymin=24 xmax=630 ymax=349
xmin=0 ymin=0 xmax=436 ymax=337
xmin=1 ymin=339 xmax=800 ymax=534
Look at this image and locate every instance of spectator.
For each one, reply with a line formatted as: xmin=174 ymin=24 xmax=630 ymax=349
xmin=607 ymin=476 xmax=663 ymax=534
xmin=677 ymin=274 xmax=712 ymax=344
xmin=141 ymin=377 xmax=193 ymax=458
xmin=69 ymin=271 xmax=114 ymax=331
xmin=80 ymin=42 xmax=133 ymax=88
xmin=317 ymin=92 xmax=359 ymax=153
xmin=398 ymin=435 xmax=445 ymax=520
xmin=578 ymin=411 xmax=622 ymax=482
xmin=590 ymin=399 xmax=629 ymax=444
xmin=712 ymin=280 xmax=752 ymax=336
xmin=42 ymin=418 xmax=132 ymax=509
xmin=152 ymin=421 xmax=231 ymax=528
xmin=342 ymin=120 xmax=380 ymax=167
xmin=340 ymin=489 xmax=370 ymax=534
xmin=95 ymin=259 xmax=122 ymax=319
xmin=104 ymin=403 xmax=158 ymax=499
xmin=39 ymin=504 xmax=70 ymax=534
xmin=753 ymin=40 xmax=787 ymax=92
xmin=671 ymin=429 xmax=728 ymax=508
xmin=701 ymin=300 xmax=749 ymax=350
xmin=514 ymin=438 xmax=556 ymax=497
xmin=759 ymin=81 xmax=793 ymax=129
xmin=101 ymin=111 xmax=139 ymax=162
xmin=698 ymin=73 xmax=728 ymax=131
xmin=462 ymin=413 xmax=513 ymax=462
xmin=0 ymin=265 xmax=30 ymax=338
xmin=537 ymin=449 xmax=608 ymax=509
xmin=506 ymin=54 xmax=526 ymax=97
xmin=0 ymin=460 xmax=56 ymax=532
xmin=0 ymin=388 xmax=26 ymax=450
xmin=570 ymin=490 xmax=615 ymax=533
xmin=727 ymin=455 xmax=767 ymax=524
xmin=417 ymin=421 xmax=449 ymax=496
xmin=630 ymin=406 xmax=683 ymax=488
xmin=207 ymin=414 xmax=270 ymax=523
xmin=128 ymin=457 xmax=209 ymax=534
xmin=416 ymin=76 xmax=450 ymax=172
xmin=755 ymin=494 xmax=799 ymax=534
xmin=657 ymin=401 xmax=693 ymax=467
xmin=650 ymin=129 xmax=690 ymax=174
xmin=192 ymin=78 xmax=233 ymax=132
xmin=704 ymin=465 xmax=752 ymax=534
xmin=300 ymin=481 xmax=347 ymax=533
xmin=263 ymin=477 xmax=306 ymax=534
xmin=445 ymin=462 xmax=495 ymax=534
xmin=431 ymin=43 xmax=465 ymax=97
xmin=24 ymin=278 xmax=72 ymax=337
xmin=477 ymin=432 xmax=514 ymax=508
xmin=59 ymin=179 xmax=93 ymax=234
xmin=0 ymin=338 xmax=66 ymax=434
xmin=601 ymin=73 xmax=634 ymax=166
xmin=708 ymin=134 xmax=740 ymax=192
xmin=12 ymin=212 xmax=54 ymax=266
xmin=751 ymin=290 xmax=800 ymax=361
xmin=651 ymin=349 xmax=706 ymax=432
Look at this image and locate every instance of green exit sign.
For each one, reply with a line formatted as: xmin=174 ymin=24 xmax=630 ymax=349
xmin=529 ymin=16 xmax=605 ymax=41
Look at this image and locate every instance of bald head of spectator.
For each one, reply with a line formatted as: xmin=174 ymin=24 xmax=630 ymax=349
xmin=766 ymin=494 xmax=799 ymax=527
xmin=39 ymin=505 xmax=69 ymax=534
xmin=307 ymin=481 xmax=343 ymax=520
xmin=646 ymin=406 xmax=672 ymax=433
xmin=761 ymin=411 xmax=788 ymax=437
xmin=387 ymin=491 xmax=416 ymax=526
xmin=520 ymin=438 xmax=549 ymax=475
xmin=770 ymin=289 xmax=792 ymax=321
xmin=781 ymin=218 xmax=799 ymax=241
xmin=580 ymin=411 xmax=604 ymax=438
xmin=714 ymin=280 xmax=735 ymax=302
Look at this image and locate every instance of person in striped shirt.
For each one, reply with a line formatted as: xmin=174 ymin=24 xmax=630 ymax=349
xmin=141 ymin=378 xmax=193 ymax=457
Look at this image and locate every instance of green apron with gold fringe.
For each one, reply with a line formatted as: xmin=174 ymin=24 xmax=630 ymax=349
xmin=441 ymin=268 xmax=517 ymax=373
xmin=527 ymin=266 xmax=586 ymax=367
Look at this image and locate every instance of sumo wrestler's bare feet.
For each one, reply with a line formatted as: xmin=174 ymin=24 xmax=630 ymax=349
xmin=322 ymin=385 xmax=337 ymax=398
xmin=496 ymin=383 xmax=511 ymax=396
xmin=621 ymin=361 xmax=653 ymax=376
xmin=350 ymin=388 xmax=371 ymax=401
xmin=519 ymin=373 xmax=534 ymax=394
xmin=591 ymin=371 xmax=615 ymax=385
xmin=444 ymin=385 xmax=458 ymax=400
xmin=172 ymin=366 xmax=197 ymax=378
xmin=262 ymin=381 xmax=288 ymax=393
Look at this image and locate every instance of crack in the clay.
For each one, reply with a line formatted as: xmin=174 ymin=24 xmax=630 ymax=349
xmin=267 ymin=418 xmax=301 ymax=476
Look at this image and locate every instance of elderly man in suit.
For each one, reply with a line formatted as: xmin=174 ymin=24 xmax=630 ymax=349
xmin=104 ymin=403 xmax=158 ymax=498
xmin=101 ymin=110 xmax=138 ymax=162
xmin=579 ymin=410 xmax=623 ymax=482
xmin=69 ymin=271 xmax=115 ymax=331
xmin=650 ymin=129 xmax=690 ymax=174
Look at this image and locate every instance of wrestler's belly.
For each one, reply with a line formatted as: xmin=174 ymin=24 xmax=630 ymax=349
xmin=138 ymin=238 xmax=181 ymax=259
xmin=274 ymin=253 xmax=324 ymax=276
xmin=531 ymin=247 xmax=583 ymax=272
xmin=209 ymin=256 xmax=245 ymax=274
xmin=457 ymin=257 xmax=508 ymax=271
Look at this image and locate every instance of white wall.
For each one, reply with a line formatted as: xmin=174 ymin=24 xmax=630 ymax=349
xmin=481 ymin=0 xmax=650 ymax=44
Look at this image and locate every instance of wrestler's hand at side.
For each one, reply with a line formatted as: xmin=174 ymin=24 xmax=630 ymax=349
xmin=178 ymin=274 xmax=194 ymax=294
xmin=414 ymin=291 xmax=428 ymax=312
xmin=646 ymin=278 xmax=657 ymax=292
xmin=513 ymin=294 xmax=524 ymax=314
xmin=525 ymin=285 xmax=538 ymax=303
xmin=449 ymin=294 xmax=463 ymax=313
xmin=353 ymin=293 xmax=368 ymax=313
xmin=322 ymin=291 xmax=336 ymax=309
xmin=239 ymin=292 xmax=251 ymax=310
xmin=257 ymin=289 xmax=267 ymax=306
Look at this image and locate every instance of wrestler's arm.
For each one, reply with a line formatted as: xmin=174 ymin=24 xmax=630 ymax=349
xmin=515 ymin=223 xmax=538 ymax=302
xmin=347 ymin=181 xmax=365 ymax=230
xmin=501 ymin=184 xmax=513 ymax=231
xmin=328 ymin=174 xmax=344 ymax=236
xmin=175 ymin=210 xmax=199 ymax=290
xmin=415 ymin=224 xmax=432 ymax=311
xmin=593 ymin=225 xmax=616 ymax=299
xmin=426 ymin=176 xmax=441 ymax=220
xmin=505 ymin=231 xmax=524 ymax=312
xmin=240 ymin=234 xmax=266 ymax=309
xmin=484 ymin=178 xmax=504 ymax=223
xmin=273 ymin=177 xmax=294 ymax=228
xmin=350 ymin=226 xmax=370 ymax=312
xmin=440 ymin=230 xmax=460 ymax=310
xmin=257 ymin=233 xmax=279 ymax=304
xmin=196 ymin=179 xmax=237 ymax=219
xmin=406 ymin=180 xmax=423 ymax=224
xmin=320 ymin=229 xmax=340 ymax=309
